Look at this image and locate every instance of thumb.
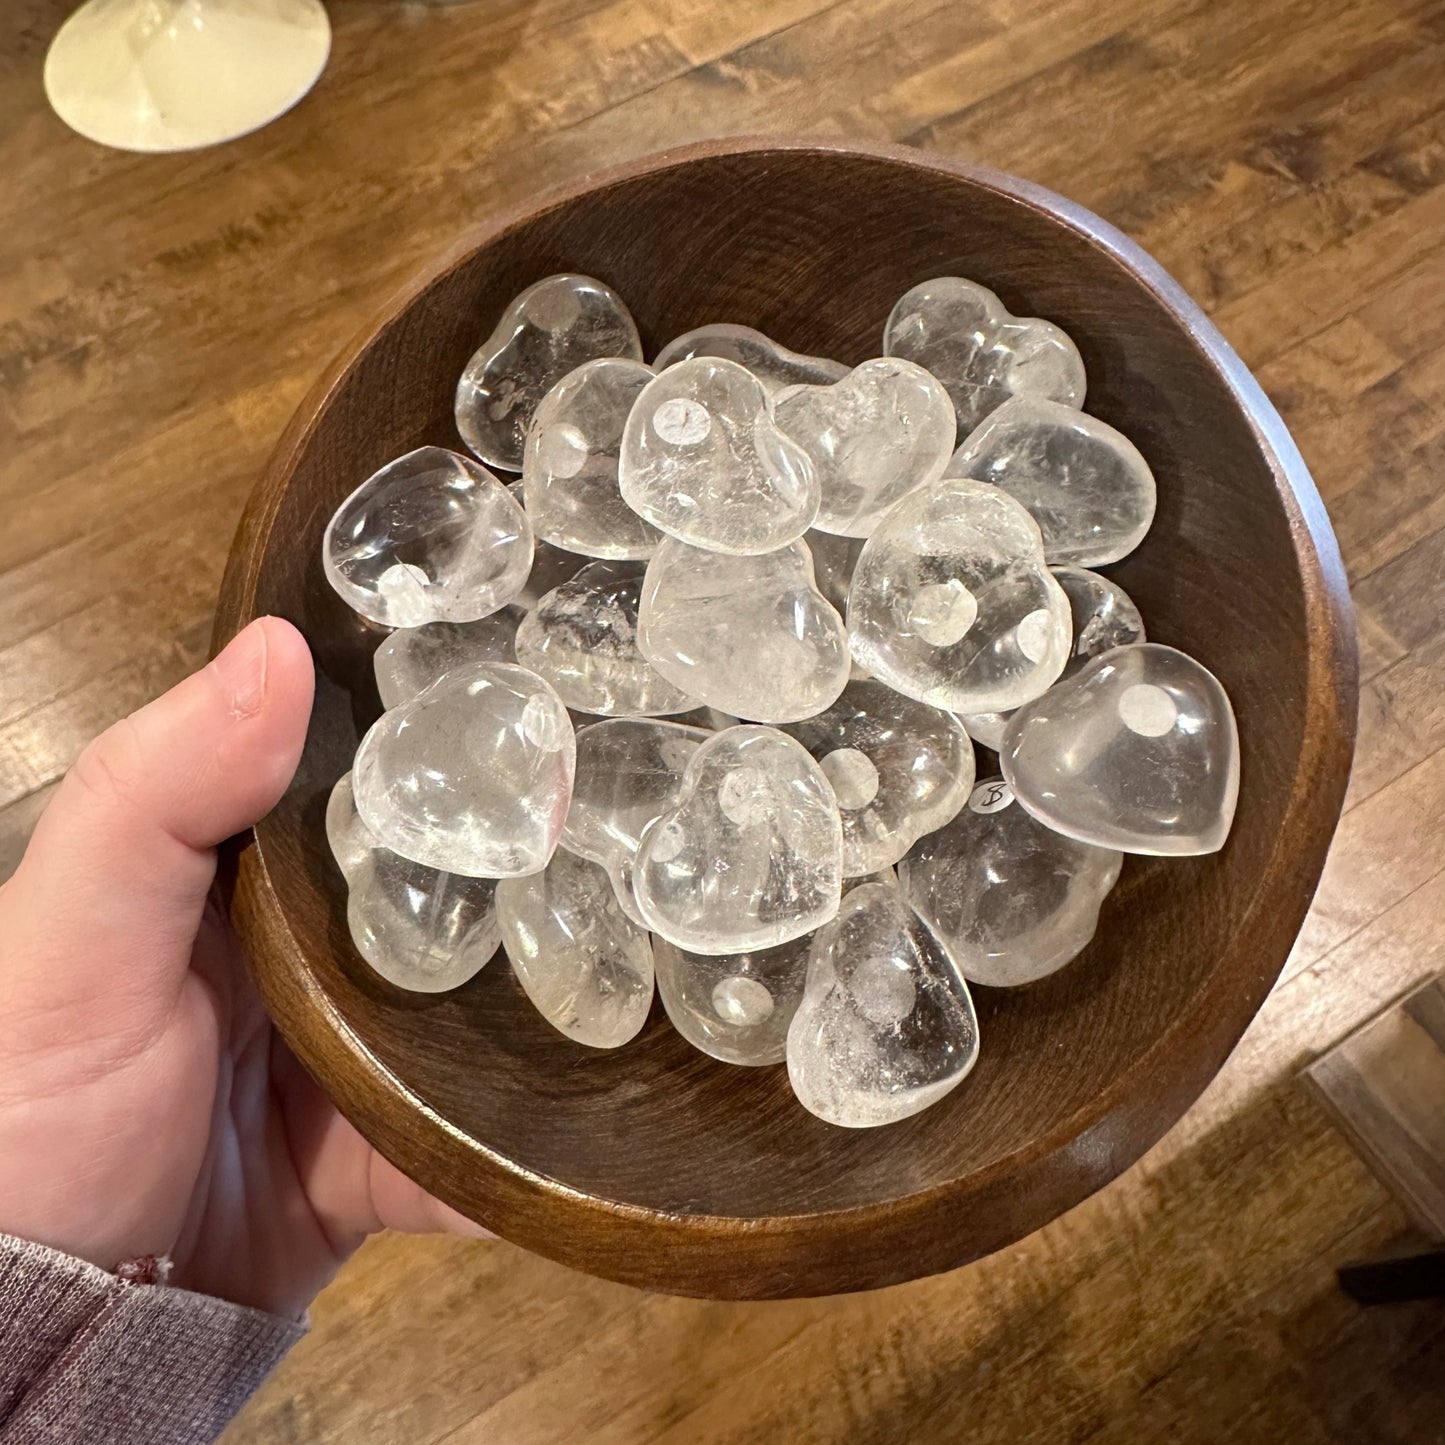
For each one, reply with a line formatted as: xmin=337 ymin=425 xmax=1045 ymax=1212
xmin=1 ymin=617 xmax=314 ymax=1026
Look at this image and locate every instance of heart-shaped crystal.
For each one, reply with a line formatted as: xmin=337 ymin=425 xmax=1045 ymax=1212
xmin=786 ymin=880 xmax=979 ymax=1127
xmin=522 ymin=357 xmax=662 ymax=558
xmin=898 ymin=777 xmax=1122 ymax=986
xmin=326 ymin=773 xmax=500 ymax=993
xmin=497 ymin=847 xmax=655 ymax=1048
xmin=323 ymin=446 xmax=532 ymax=627
xmin=654 ymin=323 xmax=846 ymax=394
xmin=946 ymin=396 xmax=1155 ymax=565
xmin=774 ymin=358 xmax=956 ymax=537
xmin=618 ymin=358 xmax=818 ymax=554
xmin=847 ymin=477 xmax=1071 ymax=713
xmin=638 ymin=537 xmax=849 ymax=724
xmin=352 ymin=661 xmax=575 ymax=877
xmin=884 ymin=276 xmax=1085 ymax=433
xmin=632 ymin=726 xmax=843 ymax=954
xmin=780 ymin=679 xmax=974 ymax=876
xmin=1001 ymin=643 xmax=1240 ymax=855
xmin=455 ymin=274 xmax=642 ymax=472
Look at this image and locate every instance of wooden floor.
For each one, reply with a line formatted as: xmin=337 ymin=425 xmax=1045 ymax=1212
xmin=3 ymin=0 xmax=1444 ymax=1439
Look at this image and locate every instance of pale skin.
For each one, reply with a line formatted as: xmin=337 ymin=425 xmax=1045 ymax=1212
xmin=0 ymin=616 xmax=484 ymax=1322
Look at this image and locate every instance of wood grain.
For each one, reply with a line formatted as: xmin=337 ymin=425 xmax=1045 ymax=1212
xmin=0 ymin=0 xmax=1440 ymax=1436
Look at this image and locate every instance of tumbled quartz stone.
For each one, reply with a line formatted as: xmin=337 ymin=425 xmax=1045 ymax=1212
xmin=654 ymin=934 xmax=811 ymax=1066
xmin=455 ymin=273 xmax=643 ymax=472
xmin=653 ymin=323 xmax=847 ymax=395
xmin=618 ymin=357 xmax=819 ymax=555
xmin=884 ymin=276 xmax=1085 ymax=434
xmin=781 ymin=680 xmax=975 ymax=876
xmin=496 ymin=848 xmax=654 ymax=1048
xmin=522 ymin=357 xmax=662 ymax=559
xmin=946 ymin=395 xmax=1156 ymax=566
xmin=847 ymin=477 xmax=1071 ymax=714
xmin=1001 ymin=643 xmax=1240 ymax=855
xmin=786 ymin=880 xmax=979 ymax=1127
xmin=352 ymin=661 xmax=575 ymax=877
xmin=632 ymin=726 xmax=844 ymax=954
xmin=638 ymin=537 xmax=849 ymax=724
xmin=774 ymin=358 xmax=957 ymax=538
xmin=514 ymin=559 xmax=695 ymax=716
xmin=373 ymin=611 xmax=521 ymax=709
xmin=326 ymin=774 xmax=500 ymax=993
xmin=959 ymin=564 xmax=1146 ymax=750
xmin=899 ymin=777 xmax=1122 ymax=987
xmin=560 ymin=717 xmax=709 ymax=925
xmin=323 ymin=446 xmax=533 ymax=628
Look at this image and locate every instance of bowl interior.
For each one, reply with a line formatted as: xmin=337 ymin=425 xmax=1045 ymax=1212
xmin=229 ymin=143 xmax=1349 ymax=1293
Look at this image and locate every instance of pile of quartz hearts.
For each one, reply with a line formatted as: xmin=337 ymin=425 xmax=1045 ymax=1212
xmin=321 ymin=272 xmax=1241 ymax=1129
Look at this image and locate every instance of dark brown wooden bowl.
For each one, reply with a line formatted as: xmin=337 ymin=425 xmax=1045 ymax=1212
xmin=214 ymin=137 xmax=1357 ymax=1299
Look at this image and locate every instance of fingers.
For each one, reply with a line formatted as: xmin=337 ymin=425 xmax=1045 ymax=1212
xmin=1 ymin=617 xmax=314 ymax=1030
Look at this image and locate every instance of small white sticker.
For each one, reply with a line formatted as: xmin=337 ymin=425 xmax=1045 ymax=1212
xmin=968 ymin=779 xmax=1014 ymax=814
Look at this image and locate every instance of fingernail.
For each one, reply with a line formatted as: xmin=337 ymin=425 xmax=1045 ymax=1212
xmin=211 ymin=619 xmax=270 ymax=720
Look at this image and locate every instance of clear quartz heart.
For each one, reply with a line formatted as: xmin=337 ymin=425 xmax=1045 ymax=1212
xmin=653 ymin=322 xmax=847 ymax=394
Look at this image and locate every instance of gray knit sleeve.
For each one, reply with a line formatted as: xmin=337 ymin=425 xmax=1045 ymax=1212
xmin=0 ymin=1234 xmax=304 ymax=1444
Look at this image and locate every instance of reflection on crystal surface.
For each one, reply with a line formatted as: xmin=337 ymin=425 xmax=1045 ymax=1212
xmin=781 ymin=679 xmax=974 ymax=876
xmin=786 ymin=880 xmax=979 ymax=1127
xmin=456 ymin=274 xmax=643 ymax=472
xmin=847 ymin=477 xmax=1071 ymax=713
xmin=373 ymin=612 xmax=522 ymax=709
xmin=619 ymin=358 xmax=818 ymax=554
xmin=497 ymin=848 xmax=654 ymax=1048
xmin=352 ymin=661 xmax=575 ymax=877
xmin=653 ymin=322 xmax=847 ymax=395
xmin=323 ymin=447 xmax=532 ymax=627
xmin=638 ymin=537 xmax=849 ymax=724
xmin=899 ymin=778 xmax=1122 ymax=987
xmin=522 ymin=357 xmax=662 ymax=559
xmin=560 ymin=717 xmax=709 ymax=924
xmin=633 ymin=726 xmax=843 ymax=953
xmin=775 ymin=358 xmax=956 ymax=537
xmin=326 ymin=774 xmax=500 ymax=992
xmin=514 ymin=560 xmax=695 ymax=716
xmin=884 ymin=276 xmax=1085 ymax=434
xmin=946 ymin=396 xmax=1155 ymax=565
xmin=1001 ymin=643 xmax=1240 ymax=855
xmin=654 ymin=933 xmax=811 ymax=1065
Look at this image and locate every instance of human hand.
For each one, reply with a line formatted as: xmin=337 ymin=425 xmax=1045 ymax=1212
xmin=0 ymin=617 xmax=484 ymax=1321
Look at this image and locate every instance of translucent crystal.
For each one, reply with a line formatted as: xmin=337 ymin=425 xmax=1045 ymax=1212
xmin=513 ymin=560 xmax=695 ymax=716
xmin=618 ymin=358 xmax=819 ymax=555
xmin=847 ymin=477 xmax=1071 ymax=713
xmin=654 ymin=934 xmax=811 ymax=1066
xmin=958 ymin=564 xmax=1146 ymax=750
xmin=786 ymin=880 xmax=979 ymax=1127
xmin=373 ymin=612 xmax=521 ymax=709
xmin=781 ymin=680 xmax=975 ymax=876
xmin=323 ymin=446 xmax=533 ymax=627
xmin=774 ymin=358 xmax=956 ymax=537
xmin=1001 ymin=643 xmax=1240 ymax=855
xmin=946 ymin=395 xmax=1155 ymax=565
xmin=521 ymin=357 xmax=662 ymax=559
xmin=326 ymin=774 xmax=500 ymax=993
xmin=884 ymin=276 xmax=1085 ymax=434
xmin=560 ymin=717 xmax=709 ymax=925
xmin=653 ymin=322 xmax=847 ymax=395
xmin=455 ymin=273 xmax=643 ymax=472
xmin=352 ymin=661 xmax=575 ymax=877
xmin=496 ymin=848 xmax=654 ymax=1048
xmin=898 ymin=778 xmax=1122 ymax=987
xmin=807 ymin=531 xmax=865 ymax=614
xmin=638 ymin=537 xmax=849 ymax=724
xmin=632 ymin=726 xmax=844 ymax=953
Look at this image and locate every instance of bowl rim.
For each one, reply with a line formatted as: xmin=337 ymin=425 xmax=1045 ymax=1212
xmin=215 ymin=133 xmax=1358 ymax=1298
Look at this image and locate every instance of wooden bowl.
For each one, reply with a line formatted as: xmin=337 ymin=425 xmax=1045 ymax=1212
xmin=215 ymin=137 xmax=1357 ymax=1299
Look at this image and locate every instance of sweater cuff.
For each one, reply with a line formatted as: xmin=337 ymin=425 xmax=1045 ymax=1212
xmin=0 ymin=1233 xmax=304 ymax=1444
